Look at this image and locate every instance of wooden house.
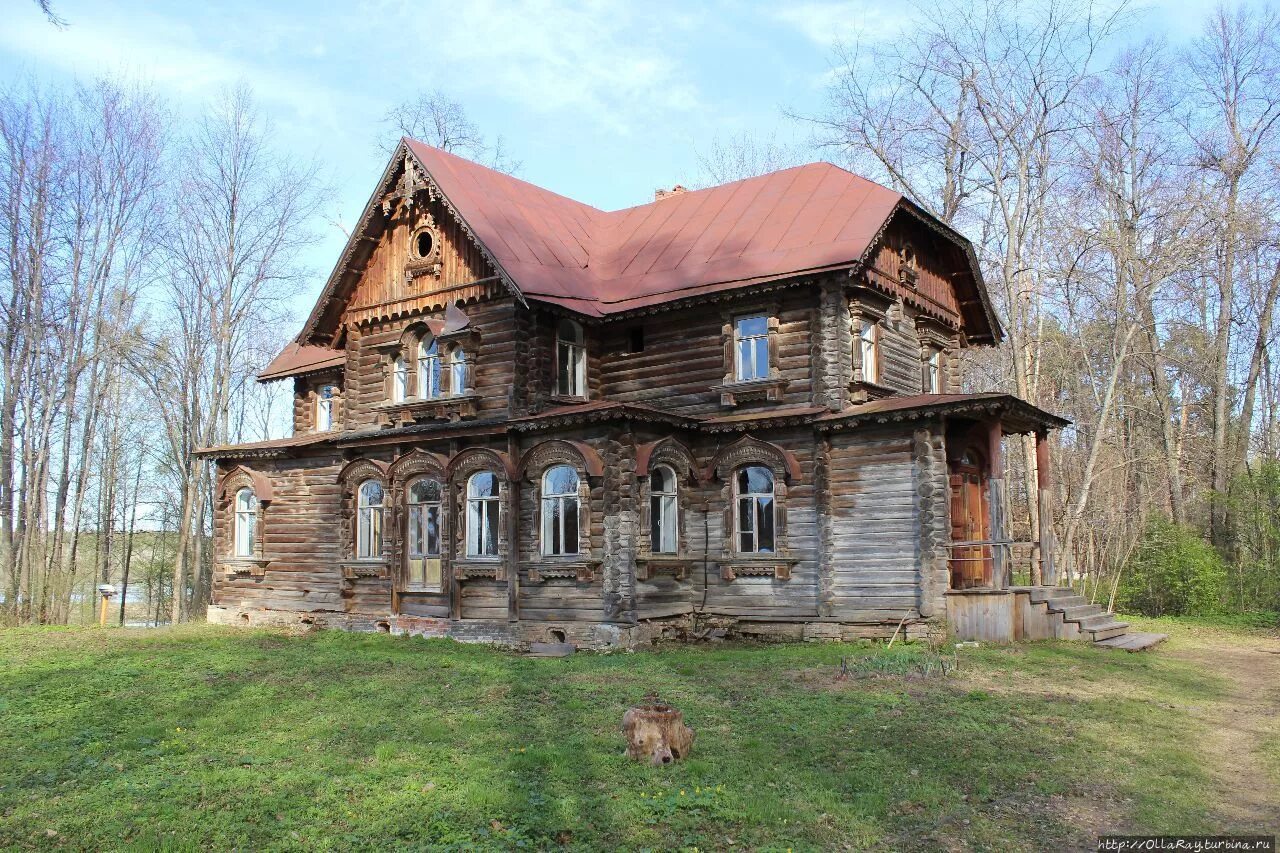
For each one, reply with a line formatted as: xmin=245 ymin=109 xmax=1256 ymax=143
xmin=199 ymin=139 xmax=1092 ymax=648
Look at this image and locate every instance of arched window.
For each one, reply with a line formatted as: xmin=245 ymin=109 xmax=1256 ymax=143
xmin=450 ymin=347 xmax=468 ymax=396
xmin=735 ymin=466 xmax=775 ymax=554
xmin=541 ymin=465 xmax=580 ymax=556
xmin=555 ymin=319 xmax=585 ymax=397
xmin=466 ymin=472 xmax=500 ymax=558
xmin=650 ymin=465 xmax=678 ymax=554
xmin=418 ymin=338 xmax=441 ymax=399
xmin=406 ymin=478 xmax=442 ymax=589
xmin=316 ymin=384 xmax=337 ymax=431
xmin=356 ymin=479 xmax=384 ymax=559
xmin=392 ymin=356 xmax=408 ymax=403
xmin=233 ymin=488 xmax=257 ymax=557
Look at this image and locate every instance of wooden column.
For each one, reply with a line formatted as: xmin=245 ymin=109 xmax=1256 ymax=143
xmin=1035 ymin=431 xmax=1056 ymax=586
xmin=986 ymin=421 xmax=1006 ymax=589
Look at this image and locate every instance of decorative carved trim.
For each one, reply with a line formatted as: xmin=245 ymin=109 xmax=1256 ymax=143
xmin=341 ymin=560 xmax=388 ymax=579
xmin=520 ymin=439 xmax=605 ymax=479
xmin=634 ymin=438 xmax=699 ymax=481
xmin=526 ymin=561 xmax=599 ymax=583
xmin=445 ymin=447 xmax=517 ymax=482
xmin=710 ymin=378 xmax=788 ymax=408
xmin=217 ymin=466 xmax=274 ymax=503
xmin=719 ymin=559 xmax=796 ymax=581
xmin=709 ymin=435 xmax=802 ymax=484
xmin=336 ymin=457 xmax=389 ymax=487
xmin=374 ymin=395 xmax=479 ymax=427
xmin=387 ymin=448 xmax=448 ymax=484
xmin=453 ymin=561 xmax=502 ymax=580
xmin=219 ymin=558 xmax=269 ymax=579
xmin=634 ymin=557 xmax=691 ymax=582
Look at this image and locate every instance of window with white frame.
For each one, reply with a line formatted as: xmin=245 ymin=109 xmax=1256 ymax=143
xmin=466 ymin=472 xmax=500 ymax=558
xmin=556 ymin=320 xmax=586 ymax=397
xmin=859 ymin=319 xmax=880 ymax=385
xmin=392 ymin=356 xmax=408 ymax=403
xmin=451 ymin=347 xmax=468 ymax=395
xmin=356 ymin=479 xmax=384 ymax=559
xmin=735 ymin=465 xmax=776 ymax=554
xmin=541 ymin=465 xmax=580 ymax=556
xmin=418 ymin=338 xmax=442 ymax=399
xmin=923 ymin=348 xmax=942 ymax=393
xmin=316 ymin=385 xmax=336 ymax=431
xmin=650 ymin=465 xmax=678 ymax=554
xmin=734 ymin=315 xmax=769 ymax=382
xmin=406 ymin=478 xmax=442 ymax=589
xmin=233 ymin=488 xmax=257 ymax=557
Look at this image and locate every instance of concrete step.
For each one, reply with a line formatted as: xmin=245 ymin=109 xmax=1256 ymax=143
xmin=1095 ymin=632 xmax=1168 ymax=652
xmin=1085 ymin=622 xmax=1130 ymax=641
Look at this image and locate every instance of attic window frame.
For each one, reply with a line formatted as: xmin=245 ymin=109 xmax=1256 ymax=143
xmin=410 ymin=225 xmax=440 ymax=265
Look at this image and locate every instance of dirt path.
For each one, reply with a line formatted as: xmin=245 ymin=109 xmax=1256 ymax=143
xmin=1166 ymin=632 xmax=1280 ymax=830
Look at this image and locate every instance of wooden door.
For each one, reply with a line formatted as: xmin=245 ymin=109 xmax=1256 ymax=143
xmin=948 ymin=450 xmax=991 ymax=588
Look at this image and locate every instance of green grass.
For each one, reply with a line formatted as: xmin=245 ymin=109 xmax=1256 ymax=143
xmin=0 ymin=623 xmax=1258 ymax=851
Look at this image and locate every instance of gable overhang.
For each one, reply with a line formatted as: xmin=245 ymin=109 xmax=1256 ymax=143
xmin=297 ymin=139 xmax=527 ymax=346
xmin=894 ymin=199 xmax=1003 ymax=345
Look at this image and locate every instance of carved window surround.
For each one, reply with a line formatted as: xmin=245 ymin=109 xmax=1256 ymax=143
xmin=341 ymin=560 xmax=388 ymax=580
xmin=217 ymin=466 xmax=273 ymax=578
xmin=719 ymin=556 xmax=799 ymax=581
xmin=635 ymin=438 xmax=700 ymax=563
xmin=522 ymin=440 xmax=597 ymax=562
xmin=387 ymin=450 xmax=450 ymax=594
xmin=717 ymin=304 xmax=784 ymax=408
xmin=848 ymin=295 xmax=895 ymax=402
xmin=448 ymin=448 xmax=513 ymax=576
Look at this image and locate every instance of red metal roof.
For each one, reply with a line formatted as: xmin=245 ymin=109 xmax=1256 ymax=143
xmin=258 ymin=343 xmax=345 ymax=381
xmin=405 ymin=139 xmax=904 ymax=315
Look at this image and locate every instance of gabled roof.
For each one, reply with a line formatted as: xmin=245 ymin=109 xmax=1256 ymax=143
xmin=296 ymin=138 xmax=1001 ymax=348
xmin=258 ymin=343 xmax=345 ymax=381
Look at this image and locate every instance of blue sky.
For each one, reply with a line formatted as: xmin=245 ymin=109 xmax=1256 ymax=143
xmin=2 ymin=0 xmax=1223 ymax=317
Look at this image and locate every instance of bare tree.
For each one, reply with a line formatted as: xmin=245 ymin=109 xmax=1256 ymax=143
xmin=139 ymin=84 xmax=321 ymax=623
xmin=382 ymin=89 xmax=520 ymax=173
xmin=693 ymin=131 xmax=809 ymax=186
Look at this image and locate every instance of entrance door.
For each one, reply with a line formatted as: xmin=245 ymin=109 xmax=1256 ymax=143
xmin=948 ymin=448 xmax=991 ymax=588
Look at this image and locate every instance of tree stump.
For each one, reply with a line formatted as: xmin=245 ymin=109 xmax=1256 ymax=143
xmin=622 ymin=696 xmax=695 ymax=766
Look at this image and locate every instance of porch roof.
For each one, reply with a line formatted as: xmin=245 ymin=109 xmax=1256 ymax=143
xmin=815 ymin=393 xmax=1070 ymax=434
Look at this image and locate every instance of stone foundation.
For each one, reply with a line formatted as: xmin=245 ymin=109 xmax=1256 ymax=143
xmin=207 ymin=604 xmax=934 ymax=649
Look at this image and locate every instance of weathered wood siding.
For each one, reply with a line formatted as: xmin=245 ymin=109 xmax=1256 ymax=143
xmin=822 ymin=426 xmax=927 ymax=622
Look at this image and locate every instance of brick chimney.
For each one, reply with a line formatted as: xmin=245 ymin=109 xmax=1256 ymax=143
xmin=654 ymin=185 xmax=688 ymax=201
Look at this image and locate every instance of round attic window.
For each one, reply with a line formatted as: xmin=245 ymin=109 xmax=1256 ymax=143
xmin=413 ymin=229 xmax=435 ymax=260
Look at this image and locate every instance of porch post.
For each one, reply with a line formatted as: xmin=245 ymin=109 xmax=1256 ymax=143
xmin=987 ymin=421 xmax=1006 ymax=589
xmin=1035 ymin=430 xmax=1057 ymax=586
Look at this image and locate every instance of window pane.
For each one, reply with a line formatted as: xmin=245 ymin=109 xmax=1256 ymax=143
xmin=757 ymin=497 xmax=775 ymax=553
xmin=557 ymin=342 xmax=571 ymax=393
xmin=482 ymin=501 xmax=499 ymax=556
xmin=563 ymin=497 xmax=579 ymax=554
xmin=467 ymin=501 xmax=481 ymax=555
xmin=738 ymin=496 xmax=754 ymax=552
xmin=426 ymin=506 xmax=440 ymax=555
xmin=737 ymin=315 xmax=767 ymax=336
xmin=570 ymin=345 xmax=584 ymax=395
xmin=358 ymin=509 xmax=371 ymax=558
xmin=408 ymin=505 xmax=425 ymax=557
xmin=651 ymin=495 xmax=664 ymax=553
xmin=469 ymin=472 xmax=497 ymax=498
xmin=544 ymin=465 xmax=579 ymax=495
xmin=739 ymin=466 xmax=773 ymax=495
xmin=359 ymin=480 xmax=383 ymax=507
xmin=657 ymin=494 xmax=678 ymax=553
xmin=753 ymin=338 xmax=769 ymax=379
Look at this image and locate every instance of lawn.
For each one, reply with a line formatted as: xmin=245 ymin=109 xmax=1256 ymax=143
xmin=1 ymin=619 xmax=1276 ymax=851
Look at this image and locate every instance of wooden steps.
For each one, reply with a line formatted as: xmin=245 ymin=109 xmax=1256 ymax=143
xmin=1093 ymin=632 xmax=1169 ymax=652
xmin=1016 ymin=586 xmax=1163 ymax=650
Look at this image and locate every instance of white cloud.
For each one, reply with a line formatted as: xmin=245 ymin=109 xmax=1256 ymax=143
xmin=364 ymin=0 xmax=703 ymax=134
xmin=772 ymin=1 xmax=906 ymax=47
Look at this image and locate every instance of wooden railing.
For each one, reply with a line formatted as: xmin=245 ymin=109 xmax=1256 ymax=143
xmin=946 ymin=539 xmax=1042 ymax=589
